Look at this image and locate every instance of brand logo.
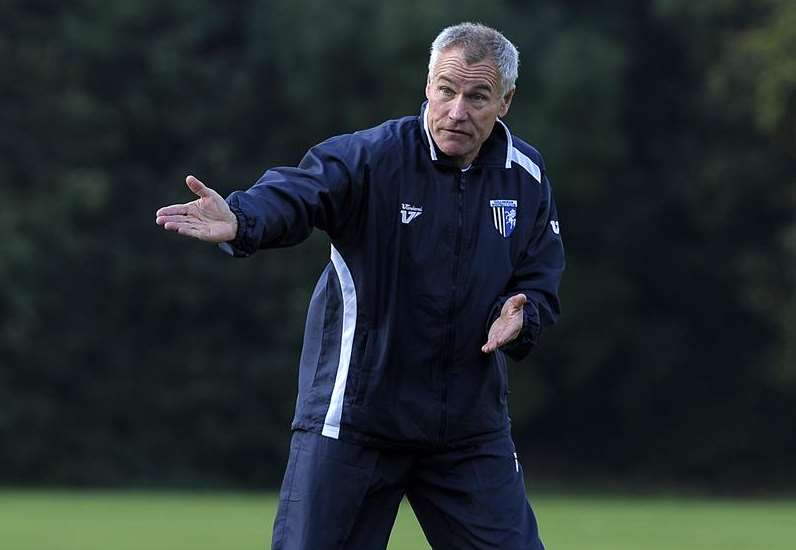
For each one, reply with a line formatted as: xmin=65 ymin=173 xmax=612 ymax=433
xmin=490 ymin=199 xmax=518 ymax=238
xmin=550 ymin=220 xmax=560 ymax=235
xmin=400 ymin=203 xmax=423 ymax=224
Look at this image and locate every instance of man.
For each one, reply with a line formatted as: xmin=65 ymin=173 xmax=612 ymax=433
xmin=156 ymin=22 xmax=563 ymax=550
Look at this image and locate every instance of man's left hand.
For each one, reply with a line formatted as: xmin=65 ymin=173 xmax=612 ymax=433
xmin=481 ymin=294 xmax=526 ymax=354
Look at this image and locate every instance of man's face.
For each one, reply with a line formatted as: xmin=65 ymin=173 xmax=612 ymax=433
xmin=425 ymin=48 xmax=514 ymax=167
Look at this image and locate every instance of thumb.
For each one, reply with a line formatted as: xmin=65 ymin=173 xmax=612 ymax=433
xmin=185 ymin=175 xmax=210 ymax=198
xmin=506 ymin=293 xmax=527 ymax=312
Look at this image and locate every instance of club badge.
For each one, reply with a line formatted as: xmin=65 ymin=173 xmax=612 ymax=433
xmin=489 ymin=199 xmax=517 ymax=238
xmin=400 ymin=203 xmax=423 ymax=224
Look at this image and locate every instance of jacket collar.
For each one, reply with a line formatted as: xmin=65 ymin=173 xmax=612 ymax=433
xmin=419 ymin=101 xmax=514 ymax=169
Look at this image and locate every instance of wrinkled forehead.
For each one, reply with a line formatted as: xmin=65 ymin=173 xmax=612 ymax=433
xmin=429 ymin=48 xmax=501 ymax=92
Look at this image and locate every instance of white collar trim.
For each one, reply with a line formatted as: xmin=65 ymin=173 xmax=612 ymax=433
xmin=422 ymin=104 xmax=438 ymax=161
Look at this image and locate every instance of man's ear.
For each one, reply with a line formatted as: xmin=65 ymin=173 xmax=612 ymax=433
xmin=425 ymin=75 xmax=432 ymax=101
xmin=499 ymin=87 xmax=516 ymax=118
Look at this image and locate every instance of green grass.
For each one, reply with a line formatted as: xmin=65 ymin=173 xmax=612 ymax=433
xmin=1 ymin=490 xmax=795 ymax=549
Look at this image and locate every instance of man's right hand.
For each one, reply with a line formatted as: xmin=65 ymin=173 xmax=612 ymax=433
xmin=155 ymin=175 xmax=238 ymax=243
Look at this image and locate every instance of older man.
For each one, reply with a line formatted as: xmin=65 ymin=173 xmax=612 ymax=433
xmin=156 ymin=22 xmax=563 ymax=550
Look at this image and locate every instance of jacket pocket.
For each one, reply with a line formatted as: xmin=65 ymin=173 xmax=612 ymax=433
xmin=348 ymin=326 xmax=371 ymax=406
xmin=495 ymin=351 xmax=509 ymax=406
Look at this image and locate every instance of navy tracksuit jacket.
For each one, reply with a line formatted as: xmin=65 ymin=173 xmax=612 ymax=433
xmin=224 ymin=103 xmax=564 ymax=449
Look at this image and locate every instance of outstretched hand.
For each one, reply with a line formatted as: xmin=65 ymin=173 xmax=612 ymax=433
xmin=481 ymin=294 xmax=527 ymax=354
xmin=155 ymin=175 xmax=238 ymax=242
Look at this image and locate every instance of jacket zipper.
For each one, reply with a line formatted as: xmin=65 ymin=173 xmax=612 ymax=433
xmin=440 ymin=170 xmax=467 ymax=443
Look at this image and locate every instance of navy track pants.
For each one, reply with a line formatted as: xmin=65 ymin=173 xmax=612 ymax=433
xmin=271 ymin=430 xmax=545 ymax=550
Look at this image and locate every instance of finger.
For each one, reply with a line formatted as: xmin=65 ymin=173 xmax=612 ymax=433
xmin=162 ymin=220 xmax=188 ymax=232
xmin=186 ymin=175 xmax=210 ymax=198
xmin=482 ymin=332 xmax=502 ymax=353
xmin=156 ymin=214 xmax=192 ymax=226
xmin=176 ymin=225 xmax=205 ymax=240
xmin=162 ymin=218 xmax=201 ymax=232
xmin=482 ymin=339 xmax=501 ymax=353
xmin=163 ymin=221 xmax=206 ymax=241
xmin=156 ymin=203 xmax=191 ymax=217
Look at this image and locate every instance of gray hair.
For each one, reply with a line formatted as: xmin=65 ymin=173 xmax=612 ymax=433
xmin=428 ymin=22 xmax=519 ymax=93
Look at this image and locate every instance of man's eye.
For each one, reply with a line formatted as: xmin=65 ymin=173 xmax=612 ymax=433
xmin=472 ymin=94 xmax=487 ymax=102
xmin=439 ymin=86 xmax=454 ymax=97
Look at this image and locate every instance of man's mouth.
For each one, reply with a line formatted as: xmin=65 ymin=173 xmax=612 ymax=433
xmin=442 ymin=128 xmax=470 ymax=137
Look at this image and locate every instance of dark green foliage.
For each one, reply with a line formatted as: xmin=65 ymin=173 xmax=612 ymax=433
xmin=1 ymin=0 xmax=793 ymax=489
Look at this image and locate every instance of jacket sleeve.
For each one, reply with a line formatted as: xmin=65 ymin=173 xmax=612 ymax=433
xmin=219 ymin=134 xmax=367 ymax=257
xmin=487 ymin=169 xmax=565 ymax=360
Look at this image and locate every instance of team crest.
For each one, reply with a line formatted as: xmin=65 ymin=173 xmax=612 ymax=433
xmin=490 ymin=200 xmax=518 ymax=238
xmin=400 ymin=203 xmax=423 ymax=224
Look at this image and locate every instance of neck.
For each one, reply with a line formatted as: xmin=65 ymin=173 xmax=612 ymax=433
xmin=454 ymin=149 xmax=479 ymax=168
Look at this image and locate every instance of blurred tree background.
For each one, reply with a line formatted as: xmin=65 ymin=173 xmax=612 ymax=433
xmin=1 ymin=0 xmax=793 ymax=490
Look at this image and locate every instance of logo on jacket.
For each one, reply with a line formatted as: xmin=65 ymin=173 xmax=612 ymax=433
xmin=400 ymin=203 xmax=423 ymax=224
xmin=490 ymin=200 xmax=518 ymax=238
xmin=550 ymin=220 xmax=560 ymax=235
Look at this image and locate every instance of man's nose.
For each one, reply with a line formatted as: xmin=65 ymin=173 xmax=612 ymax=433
xmin=448 ymin=95 xmax=468 ymax=121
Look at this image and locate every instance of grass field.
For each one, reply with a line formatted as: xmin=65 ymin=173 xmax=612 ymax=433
xmin=1 ymin=490 xmax=795 ymax=549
